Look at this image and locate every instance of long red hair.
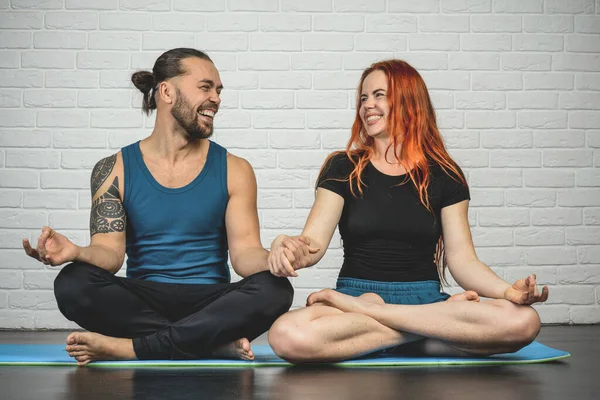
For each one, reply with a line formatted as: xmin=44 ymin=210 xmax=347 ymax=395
xmin=320 ymin=59 xmax=467 ymax=284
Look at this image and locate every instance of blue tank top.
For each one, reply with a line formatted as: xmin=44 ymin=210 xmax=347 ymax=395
xmin=121 ymin=140 xmax=230 ymax=284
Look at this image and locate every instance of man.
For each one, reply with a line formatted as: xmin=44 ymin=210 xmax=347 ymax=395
xmin=22 ymin=48 xmax=294 ymax=366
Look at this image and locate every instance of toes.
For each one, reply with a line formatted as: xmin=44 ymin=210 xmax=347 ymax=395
xmin=69 ymin=351 xmax=90 ymax=358
xmin=466 ymin=291 xmax=479 ymax=300
xmin=66 ymin=333 xmax=77 ymax=345
xmin=67 ymin=332 xmax=84 ymax=345
xmin=77 ymin=360 xmax=91 ymax=367
xmin=310 ymin=290 xmax=329 ymax=304
xmin=76 ymin=355 xmax=92 ymax=366
xmin=66 ymin=344 xmax=86 ymax=352
xmin=241 ymin=339 xmax=251 ymax=353
xmin=448 ymin=291 xmax=480 ymax=302
xmin=234 ymin=338 xmax=251 ymax=352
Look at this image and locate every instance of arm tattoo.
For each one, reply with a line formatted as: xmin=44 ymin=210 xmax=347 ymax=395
xmin=90 ymin=176 xmax=126 ymax=236
xmin=91 ymin=154 xmax=117 ymax=197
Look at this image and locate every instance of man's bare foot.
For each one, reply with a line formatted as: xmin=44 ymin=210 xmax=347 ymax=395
xmin=65 ymin=332 xmax=136 ymax=367
xmin=211 ymin=338 xmax=254 ymax=361
xmin=447 ymin=290 xmax=480 ymax=302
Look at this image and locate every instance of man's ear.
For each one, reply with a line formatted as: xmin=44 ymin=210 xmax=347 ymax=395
xmin=158 ymin=81 xmax=175 ymax=105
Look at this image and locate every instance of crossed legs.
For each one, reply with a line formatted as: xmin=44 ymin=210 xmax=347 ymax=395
xmin=54 ymin=262 xmax=293 ymax=365
xmin=268 ymin=289 xmax=540 ymax=364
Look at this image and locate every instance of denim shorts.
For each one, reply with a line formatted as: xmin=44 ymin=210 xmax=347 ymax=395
xmin=335 ymin=277 xmax=450 ymax=305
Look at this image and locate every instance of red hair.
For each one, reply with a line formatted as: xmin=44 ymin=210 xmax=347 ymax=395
xmin=320 ymin=59 xmax=467 ymax=284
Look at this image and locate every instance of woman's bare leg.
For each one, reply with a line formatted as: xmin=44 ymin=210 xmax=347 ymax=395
xmin=307 ymin=289 xmax=541 ymax=356
xmin=268 ymin=293 xmax=422 ymax=363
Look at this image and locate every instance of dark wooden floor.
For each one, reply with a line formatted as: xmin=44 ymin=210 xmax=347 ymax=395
xmin=0 ymin=326 xmax=598 ymax=400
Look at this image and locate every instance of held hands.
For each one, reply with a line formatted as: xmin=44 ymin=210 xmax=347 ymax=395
xmin=268 ymin=235 xmax=320 ymax=278
xmin=504 ymin=274 xmax=549 ymax=305
xmin=23 ymin=226 xmax=78 ymax=267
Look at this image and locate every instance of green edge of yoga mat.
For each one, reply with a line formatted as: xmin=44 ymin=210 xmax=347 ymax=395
xmin=0 ymin=353 xmax=570 ymax=368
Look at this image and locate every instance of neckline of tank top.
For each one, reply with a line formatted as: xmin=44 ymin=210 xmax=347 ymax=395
xmin=133 ymin=140 xmax=215 ymax=194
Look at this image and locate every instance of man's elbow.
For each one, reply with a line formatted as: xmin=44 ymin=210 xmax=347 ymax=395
xmin=103 ymin=257 xmax=124 ymax=275
xmin=229 ymin=247 xmax=269 ymax=278
xmin=102 ymin=248 xmax=125 ymax=274
xmin=113 ymin=259 xmax=125 ymax=274
xmin=228 ymin=251 xmax=245 ymax=276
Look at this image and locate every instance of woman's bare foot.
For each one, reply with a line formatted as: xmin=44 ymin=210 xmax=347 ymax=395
xmin=307 ymin=289 xmax=374 ymax=313
xmin=65 ymin=332 xmax=136 ymax=367
xmin=447 ymin=290 xmax=480 ymax=302
xmin=211 ymin=338 xmax=254 ymax=361
xmin=359 ymin=292 xmax=385 ymax=305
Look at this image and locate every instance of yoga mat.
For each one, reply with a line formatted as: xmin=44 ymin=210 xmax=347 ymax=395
xmin=0 ymin=341 xmax=569 ymax=367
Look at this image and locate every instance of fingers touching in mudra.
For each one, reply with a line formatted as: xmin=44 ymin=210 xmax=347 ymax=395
xmin=505 ymin=274 xmax=549 ymax=305
xmin=22 ymin=226 xmax=78 ymax=267
xmin=268 ymin=235 xmax=319 ymax=278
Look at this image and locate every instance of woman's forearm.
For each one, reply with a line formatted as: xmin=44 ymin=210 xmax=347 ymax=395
xmin=298 ymin=233 xmax=327 ymax=269
xmin=450 ymin=260 xmax=511 ymax=299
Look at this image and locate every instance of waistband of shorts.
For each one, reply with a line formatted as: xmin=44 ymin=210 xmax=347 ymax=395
xmin=335 ymin=277 xmax=442 ymax=293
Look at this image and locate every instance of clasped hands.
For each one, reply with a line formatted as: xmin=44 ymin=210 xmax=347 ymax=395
xmin=268 ymin=235 xmax=319 ymax=278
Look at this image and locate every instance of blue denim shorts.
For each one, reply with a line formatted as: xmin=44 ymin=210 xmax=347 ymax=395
xmin=335 ymin=277 xmax=450 ymax=305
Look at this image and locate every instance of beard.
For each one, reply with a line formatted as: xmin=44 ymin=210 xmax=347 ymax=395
xmin=171 ymin=89 xmax=214 ymax=140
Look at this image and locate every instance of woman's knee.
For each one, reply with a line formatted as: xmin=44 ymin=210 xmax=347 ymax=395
xmin=512 ymin=306 xmax=541 ymax=346
xmin=495 ymin=301 xmax=541 ymax=349
xmin=268 ymin=316 xmax=315 ymax=363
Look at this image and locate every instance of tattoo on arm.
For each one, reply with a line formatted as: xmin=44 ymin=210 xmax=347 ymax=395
xmin=91 ymin=154 xmax=117 ymax=197
xmin=90 ymin=176 xmax=126 ymax=236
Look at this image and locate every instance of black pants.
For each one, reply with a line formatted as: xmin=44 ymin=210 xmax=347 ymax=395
xmin=54 ymin=262 xmax=294 ymax=360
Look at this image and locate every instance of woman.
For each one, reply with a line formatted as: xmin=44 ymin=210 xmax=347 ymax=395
xmin=267 ymin=60 xmax=548 ymax=364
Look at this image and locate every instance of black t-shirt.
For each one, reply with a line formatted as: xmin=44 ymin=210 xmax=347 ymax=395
xmin=317 ymin=152 xmax=470 ymax=282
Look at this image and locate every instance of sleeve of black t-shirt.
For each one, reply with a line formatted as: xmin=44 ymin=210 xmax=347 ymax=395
xmin=316 ymin=152 xmax=350 ymax=198
xmin=441 ymin=167 xmax=470 ymax=208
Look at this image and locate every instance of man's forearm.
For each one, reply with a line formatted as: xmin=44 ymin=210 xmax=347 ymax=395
xmin=231 ymin=247 xmax=270 ymax=278
xmin=74 ymin=244 xmax=124 ymax=274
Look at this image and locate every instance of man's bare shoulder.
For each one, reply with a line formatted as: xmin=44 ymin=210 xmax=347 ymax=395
xmin=91 ymin=152 xmax=124 ymax=197
xmin=225 ymin=152 xmax=256 ymax=195
xmin=226 ymin=152 xmax=254 ymax=176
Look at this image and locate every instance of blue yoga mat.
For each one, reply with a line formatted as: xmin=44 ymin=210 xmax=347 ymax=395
xmin=0 ymin=341 xmax=569 ymax=367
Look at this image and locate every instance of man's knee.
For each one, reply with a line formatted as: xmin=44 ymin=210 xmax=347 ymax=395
xmin=54 ymin=262 xmax=103 ymax=318
xmin=245 ymin=271 xmax=294 ymax=314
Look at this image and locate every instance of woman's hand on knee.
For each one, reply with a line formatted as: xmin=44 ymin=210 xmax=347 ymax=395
xmin=503 ymin=274 xmax=549 ymax=305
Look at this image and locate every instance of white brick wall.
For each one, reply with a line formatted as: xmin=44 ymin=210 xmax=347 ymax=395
xmin=0 ymin=0 xmax=599 ymax=328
